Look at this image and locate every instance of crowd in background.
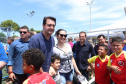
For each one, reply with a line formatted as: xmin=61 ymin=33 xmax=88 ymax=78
xmin=0 ymin=16 xmax=126 ymax=84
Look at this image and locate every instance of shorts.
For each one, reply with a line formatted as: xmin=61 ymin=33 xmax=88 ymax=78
xmin=60 ymin=70 xmax=74 ymax=84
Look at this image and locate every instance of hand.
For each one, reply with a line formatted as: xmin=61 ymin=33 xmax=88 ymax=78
xmin=9 ymin=73 xmax=16 ymax=81
xmin=111 ymin=66 xmax=121 ymax=74
xmin=76 ymin=70 xmax=82 ymax=76
xmin=49 ymin=67 xmax=56 ymax=77
xmin=87 ymin=66 xmax=91 ymax=71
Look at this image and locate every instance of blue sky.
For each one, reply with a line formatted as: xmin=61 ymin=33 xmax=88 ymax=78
xmin=0 ymin=0 xmax=126 ymax=36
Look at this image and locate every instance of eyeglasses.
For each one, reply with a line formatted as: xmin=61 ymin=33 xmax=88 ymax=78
xmin=20 ymin=31 xmax=27 ymax=34
xmin=59 ymin=34 xmax=67 ymax=38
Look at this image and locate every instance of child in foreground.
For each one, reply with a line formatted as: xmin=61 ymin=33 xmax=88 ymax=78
xmin=107 ymin=37 xmax=126 ymax=84
xmin=49 ymin=55 xmax=61 ymax=84
xmin=22 ymin=48 xmax=56 ymax=84
xmin=87 ymin=44 xmax=110 ymax=84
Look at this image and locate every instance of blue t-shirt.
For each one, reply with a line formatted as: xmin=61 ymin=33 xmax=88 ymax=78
xmin=0 ymin=42 xmax=8 ymax=76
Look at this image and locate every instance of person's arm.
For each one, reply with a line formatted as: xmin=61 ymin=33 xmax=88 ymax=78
xmin=6 ymin=52 xmax=9 ymax=55
xmin=88 ymin=63 xmax=95 ymax=72
xmin=0 ymin=61 xmax=7 ymax=70
xmin=107 ymin=57 xmax=121 ymax=74
xmin=87 ymin=56 xmax=97 ymax=72
xmin=49 ymin=66 xmax=56 ymax=77
xmin=72 ymin=57 xmax=82 ymax=75
xmin=7 ymin=42 xmax=16 ymax=81
xmin=29 ymin=36 xmax=39 ymax=49
xmin=0 ymin=43 xmax=8 ymax=70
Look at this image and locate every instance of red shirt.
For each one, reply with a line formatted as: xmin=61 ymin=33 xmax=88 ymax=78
xmin=88 ymin=55 xmax=110 ymax=84
xmin=23 ymin=72 xmax=56 ymax=84
xmin=109 ymin=52 xmax=126 ymax=84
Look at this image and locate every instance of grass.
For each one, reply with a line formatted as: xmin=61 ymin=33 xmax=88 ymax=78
xmin=2 ymin=67 xmax=12 ymax=84
xmin=1 ymin=67 xmax=95 ymax=84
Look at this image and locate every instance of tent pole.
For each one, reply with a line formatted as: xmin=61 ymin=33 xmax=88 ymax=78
xmin=107 ymin=30 xmax=109 ymax=42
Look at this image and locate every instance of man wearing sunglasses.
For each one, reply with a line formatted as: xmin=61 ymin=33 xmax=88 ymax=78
xmin=29 ymin=16 xmax=56 ymax=72
xmin=8 ymin=26 xmax=30 ymax=84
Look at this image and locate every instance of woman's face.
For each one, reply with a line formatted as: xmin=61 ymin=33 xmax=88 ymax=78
xmin=57 ymin=30 xmax=67 ymax=43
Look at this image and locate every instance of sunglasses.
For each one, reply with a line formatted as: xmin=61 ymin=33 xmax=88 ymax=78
xmin=59 ymin=34 xmax=67 ymax=38
xmin=20 ymin=31 xmax=27 ymax=34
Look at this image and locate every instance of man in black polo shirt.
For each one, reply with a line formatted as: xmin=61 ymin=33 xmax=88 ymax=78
xmin=72 ymin=31 xmax=95 ymax=80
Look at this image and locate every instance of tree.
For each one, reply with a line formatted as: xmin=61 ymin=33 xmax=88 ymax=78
xmin=35 ymin=30 xmax=41 ymax=33
xmin=1 ymin=20 xmax=20 ymax=31
xmin=12 ymin=35 xmax=18 ymax=38
xmin=0 ymin=32 xmax=6 ymax=43
xmin=30 ymin=28 xmax=35 ymax=31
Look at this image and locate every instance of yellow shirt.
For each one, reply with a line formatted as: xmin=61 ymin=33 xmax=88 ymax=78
xmin=107 ymin=51 xmax=126 ymax=66
xmin=88 ymin=55 xmax=109 ymax=63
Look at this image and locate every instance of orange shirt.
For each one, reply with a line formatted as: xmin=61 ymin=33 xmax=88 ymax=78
xmin=107 ymin=51 xmax=126 ymax=84
xmin=88 ymin=55 xmax=110 ymax=84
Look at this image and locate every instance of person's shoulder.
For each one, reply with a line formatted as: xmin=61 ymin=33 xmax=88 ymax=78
xmin=74 ymin=41 xmax=79 ymax=45
xmin=66 ymin=43 xmax=71 ymax=47
xmin=41 ymin=72 xmax=51 ymax=77
xmin=23 ymin=78 xmax=30 ymax=84
xmin=93 ymin=55 xmax=99 ymax=59
xmin=31 ymin=33 xmax=41 ymax=40
xmin=109 ymin=53 xmax=115 ymax=58
xmin=11 ymin=39 xmax=19 ymax=46
xmin=106 ymin=55 xmax=110 ymax=59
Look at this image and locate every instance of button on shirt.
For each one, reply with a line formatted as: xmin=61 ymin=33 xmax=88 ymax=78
xmin=72 ymin=41 xmax=95 ymax=70
xmin=8 ymin=38 xmax=29 ymax=74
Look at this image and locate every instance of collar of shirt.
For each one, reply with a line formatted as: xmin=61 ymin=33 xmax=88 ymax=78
xmin=41 ymin=32 xmax=51 ymax=41
xmin=19 ymin=38 xmax=30 ymax=43
xmin=79 ymin=41 xmax=88 ymax=46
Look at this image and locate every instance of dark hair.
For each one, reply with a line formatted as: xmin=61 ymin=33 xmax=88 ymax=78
xmin=112 ymin=37 xmax=123 ymax=44
xmin=68 ymin=37 xmax=73 ymax=42
xmin=8 ymin=37 xmax=14 ymax=42
xmin=55 ymin=29 xmax=66 ymax=36
xmin=97 ymin=34 xmax=105 ymax=39
xmin=43 ymin=16 xmax=56 ymax=25
xmin=22 ymin=48 xmax=45 ymax=71
xmin=51 ymin=54 xmax=60 ymax=63
xmin=99 ymin=44 xmax=108 ymax=51
xmin=79 ymin=31 xmax=86 ymax=37
xmin=20 ymin=26 xmax=29 ymax=32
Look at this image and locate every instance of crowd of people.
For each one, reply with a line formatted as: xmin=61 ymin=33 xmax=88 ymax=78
xmin=0 ymin=16 xmax=126 ymax=84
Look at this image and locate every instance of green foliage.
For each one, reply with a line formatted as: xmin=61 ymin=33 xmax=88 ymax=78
xmin=35 ymin=30 xmax=41 ymax=33
xmin=0 ymin=32 xmax=6 ymax=43
xmin=12 ymin=35 xmax=18 ymax=38
xmin=1 ymin=20 xmax=20 ymax=31
xmin=30 ymin=28 xmax=35 ymax=31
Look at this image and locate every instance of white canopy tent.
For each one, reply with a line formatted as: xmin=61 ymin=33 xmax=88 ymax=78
xmin=68 ymin=20 xmax=126 ymax=40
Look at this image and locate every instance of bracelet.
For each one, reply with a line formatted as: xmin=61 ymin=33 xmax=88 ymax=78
xmin=9 ymin=71 xmax=13 ymax=74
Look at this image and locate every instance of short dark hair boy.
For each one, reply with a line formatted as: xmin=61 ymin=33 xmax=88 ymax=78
xmin=88 ymin=44 xmax=110 ymax=84
xmin=22 ymin=48 xmax=56 ymax=84
xmin=49 ymin=54 xmax=61 ymax=84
